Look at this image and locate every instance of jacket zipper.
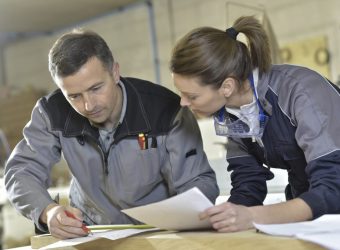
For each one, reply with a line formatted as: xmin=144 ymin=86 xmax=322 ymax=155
xmin=86 ymin=133 xmax=113 ymax=176
xmin=103 ymin=152 xmax=109 ymax=175
xmin=97 ymin=144 xmax=109 ymax=175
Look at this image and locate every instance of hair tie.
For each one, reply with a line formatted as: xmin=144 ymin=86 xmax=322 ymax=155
xmin=226 ymin=27 xmax=239 ymax=40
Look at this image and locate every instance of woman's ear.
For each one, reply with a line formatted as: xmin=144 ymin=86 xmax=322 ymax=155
xmin=220 ymin=77 xmax=237 ymax=97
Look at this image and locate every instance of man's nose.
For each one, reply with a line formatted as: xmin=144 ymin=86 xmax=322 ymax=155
xmin=84 ymin=94 xmax=94 ymax=112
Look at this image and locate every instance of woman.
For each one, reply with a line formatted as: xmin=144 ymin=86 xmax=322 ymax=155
xmin=170 ymin=16 xmax=340 ymax=232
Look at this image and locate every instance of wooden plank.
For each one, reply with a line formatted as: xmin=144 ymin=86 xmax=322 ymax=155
xmin=30 ymin=230 xmax=324 ymax=250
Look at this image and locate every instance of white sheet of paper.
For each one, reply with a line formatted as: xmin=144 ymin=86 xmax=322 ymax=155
xmin=254 ymin=214 xmax=340 ymax=237
xmin=122 ymin=187 xmax=214 ymax=230
xmin=254 ymin=215 xmax=340 ymax=250
xmin=40 ymin=228 xmax=159 ymax=249
xmin=296 ymin=232 xmax=340 ymax=250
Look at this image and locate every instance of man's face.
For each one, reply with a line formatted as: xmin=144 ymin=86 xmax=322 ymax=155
xmin=55 ymin=57 xmax=121 ymax=129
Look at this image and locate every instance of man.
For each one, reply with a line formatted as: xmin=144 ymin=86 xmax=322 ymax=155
xmin=5 ymin=29 xmax=219 ymax=239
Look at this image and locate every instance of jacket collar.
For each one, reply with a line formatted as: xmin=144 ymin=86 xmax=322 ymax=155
xmin=114 ymin=77 xmax=151 ymax=142
xmin=257 ymin=69 xmax=273 ymax=116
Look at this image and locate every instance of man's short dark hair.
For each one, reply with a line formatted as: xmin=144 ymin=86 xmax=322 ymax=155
xmin=49 ymin=29 xmax=114 ymax=80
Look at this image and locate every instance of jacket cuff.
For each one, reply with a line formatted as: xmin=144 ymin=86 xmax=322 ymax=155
xmin=228 ymin=193 xmax=263 ymax=206
xmin=34 ymin=221 xmax=49 ymax=234
xmin=299 ymin=191 xmax=324 ymax=219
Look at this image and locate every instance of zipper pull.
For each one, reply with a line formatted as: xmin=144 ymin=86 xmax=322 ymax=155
xmin=104 ymin=156 xmax=109 ymax=175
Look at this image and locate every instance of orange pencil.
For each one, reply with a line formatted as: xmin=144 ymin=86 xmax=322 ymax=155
xmin=65 ymin=210 xmax=92 ymax=235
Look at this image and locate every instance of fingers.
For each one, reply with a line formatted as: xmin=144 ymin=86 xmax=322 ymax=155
xmin=50 ymin=217 xmax=88 ymax=239
xmin=200 ymin=202 xmax=234 ymax=219
xmin=46 ymin=206 xmax=88 ymax=239
xmin=199 ymin=203 xmax=229 ymax=220
xmin=208 ymin=206 xmax=237 ymax=232
xmin=199 ymin=202 xmax=251 ymax=233
xmin=211 ymin=216 xmax=239 ymax=233
xmin=49 ymin=221 xmax=88 ymax=239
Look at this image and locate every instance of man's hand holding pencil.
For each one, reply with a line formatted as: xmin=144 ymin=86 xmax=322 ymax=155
xmin=40 ymin=204 xmax=92 ymax=239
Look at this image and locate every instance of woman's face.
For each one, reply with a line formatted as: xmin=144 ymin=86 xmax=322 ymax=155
xmin=173 ymin=73 xmax=227 ymax=118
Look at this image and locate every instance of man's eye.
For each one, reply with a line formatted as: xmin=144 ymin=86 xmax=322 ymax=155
xmin=189 ymin=96 xmax=197 ymax=100
xmin=69 ymin=95 xmax=79 ymax=100
xmin=92 ymin=85 xmax=102 ymax=92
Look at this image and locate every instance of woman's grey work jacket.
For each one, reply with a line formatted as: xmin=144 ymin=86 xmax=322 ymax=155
xmin=226 ymin=64 xmax=340 ymax=219
xmin=5 ymin=77 xmax=219 ymax=232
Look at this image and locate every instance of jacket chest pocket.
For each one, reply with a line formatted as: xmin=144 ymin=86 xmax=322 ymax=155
xmin=114 ymin=146 xmax=163 ymax=195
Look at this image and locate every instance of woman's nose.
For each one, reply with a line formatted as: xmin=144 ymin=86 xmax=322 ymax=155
xmin=180 ymin=96 xmax=191 ymax=107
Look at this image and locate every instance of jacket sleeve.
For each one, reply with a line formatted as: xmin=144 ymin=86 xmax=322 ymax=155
xmin=289 ymin=73 xmax=340 ymax=218
xmin=161 ymin=107 xmax=219 ymax=203
xmin=226 ymin=138 xmax=274 ymax=206
xmin=300 ymin=152 xmax=340 ymax=218
xmin=4 ymin=101 xmax=61 ymax=232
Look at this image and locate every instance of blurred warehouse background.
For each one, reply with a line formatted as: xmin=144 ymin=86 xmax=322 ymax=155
xmin=0 ymin=0 xmax=339 ymax=248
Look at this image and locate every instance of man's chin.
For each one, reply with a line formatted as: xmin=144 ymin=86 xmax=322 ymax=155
xmin=88 ymin=118 xmax=106 ymax=128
